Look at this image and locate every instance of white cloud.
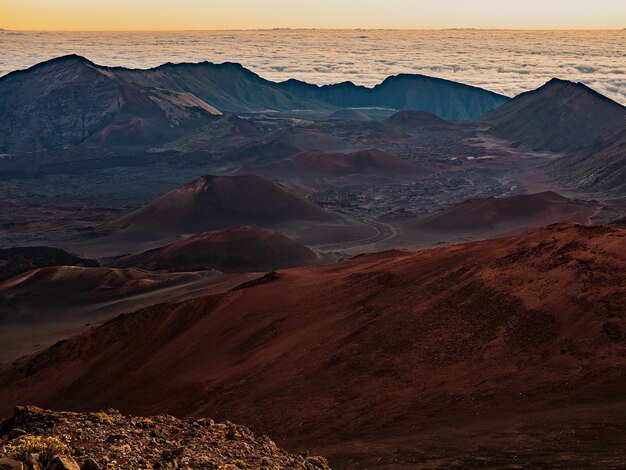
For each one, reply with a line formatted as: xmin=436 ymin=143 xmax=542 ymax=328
xmin=1 ymin=29 xmax=625 ymax=104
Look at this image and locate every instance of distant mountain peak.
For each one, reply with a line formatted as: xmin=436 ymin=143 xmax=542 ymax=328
xmin=51 ymin=53 xmax=92 ymax=63
xmin=546 ymin=77 xmax=574 ymax=85
xmin=481 ymin=77 xmax=626 ymax=153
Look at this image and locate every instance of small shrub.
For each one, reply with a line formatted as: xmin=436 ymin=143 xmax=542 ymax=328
xmin=194 ymin=417 xmax=213 ymax=427
xmin=231 ymin=458 xmax=247 ymax=469
xmin=5 ymin=435 xmax=67 ymax=462
xmin=140 ymin=417 xmax=154 ymax=428
xmin=306 ymin=455 xmax=330 ymax=469
xmin=90 ymin=411 xmax=115 ymax=426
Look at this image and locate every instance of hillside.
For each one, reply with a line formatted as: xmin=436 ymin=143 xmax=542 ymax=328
xmin=0 ymin=406 xmax=327 ymax=469
xmin=326 ymin=108 xmax=373 ymax=121
xmin=0 ymin=246 xmax=98 ymax=282
xmin=548 ymin=125 xmax=626 ymax=194
xmin=114 ymin=226 xmax=331 ymax=272
xmin=227 ymin=127 xmax=348 ymax=164
xmin=124 ymin=65 xmax=508 ymax=119
xmin=0 ymin=55 xmax=221 ymax=152
xmin=0 ymin=56 xmax=510 ymax=153
xmin=0 ymin=266 xmax=230 ymax=363
xmin=383 ymin=109 xmax=455 ymax=129
xmin=109 ymin=175 xmax=338 ymax=237
xmin=254 ymin=148 xmax=425 ymax=180
xmin=416 ymin=191 xmax=594 ymax=235
xmin=113 ymin=60 xmax=323 ymax=114
xmin=0 ymin=266 xmax=211 ymax=324
xmin=1 ymin=223 xmax=624 ymax=467
xmin=481 ymin=78 xmax=626 ymax=153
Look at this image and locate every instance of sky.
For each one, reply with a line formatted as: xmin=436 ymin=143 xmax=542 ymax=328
xmin=1 ymin=0 xmax=626 ymax=30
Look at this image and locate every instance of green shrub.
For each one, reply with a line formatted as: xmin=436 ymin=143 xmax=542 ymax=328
xmin=5 ymin=435 xmax=67 ymax=462
xmin=90 ymin=411 xmax=115 ymax=426
xmin=140 ymin=417 xmax=154 ymax=428
xmin=231 ymin=458 xmax=247 ymax=469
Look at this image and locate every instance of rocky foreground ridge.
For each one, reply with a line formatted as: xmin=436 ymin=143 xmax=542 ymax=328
xmin=0 ymin=407 xmax=329 ymax=470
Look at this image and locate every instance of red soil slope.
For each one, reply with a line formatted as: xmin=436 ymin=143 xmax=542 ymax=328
xmin=114 ymin=226 xmax=332 ymax=272
xmin=0 ymin=266 xmax=210 ymax=323
xmin=109 ymin=174 xmax=337 ymax=236
xmin=1 ymin=224 xmax=625 ymax=468
xmin=255 ymin=148 xmax=425 ymax=180
xmin=418 ymin=191 xmax=594 ymax=235
xmin=0 ymin=246 xmax=98 ymax=282
xmin=0 ymin=265 xmax=250 ymax=363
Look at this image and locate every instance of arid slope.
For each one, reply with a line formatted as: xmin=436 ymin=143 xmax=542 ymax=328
xmin=416 ymin=191 xmax=594 ymax=235
xmin=0 ymin=223 xmax=624 ymax=467
xmin=108 ymin=174 xmax=338 ymax=237
xmin=481 ymin=78 xmax=626 ymax=152
xmin=114 ymin=226 xmax=332 ymax=272
xmin=253 ymin=148 xmax=425 ymax=181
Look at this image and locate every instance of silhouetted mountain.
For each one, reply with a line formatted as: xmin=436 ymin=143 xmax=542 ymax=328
xmin=113 ymin=61 xmax=321 ymax=114
xmin=548 ymin=126 xmax=626 ymax=194
xmin=0 ymin=56 xmax=510 ymax=153
xmin=0 ymin=55 xmax=221 ymax=152
xmin=278 ymin=73 xmax=508 ymax=120
xmin=481 ymin=78 xmax=626 ymax=153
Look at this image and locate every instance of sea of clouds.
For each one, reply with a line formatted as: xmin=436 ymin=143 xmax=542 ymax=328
xmin=1 ymin=29 xmax=625 ymax=104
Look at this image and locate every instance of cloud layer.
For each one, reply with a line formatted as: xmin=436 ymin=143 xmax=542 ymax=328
xmin=1 ymin=29 xmax=625 ymax=104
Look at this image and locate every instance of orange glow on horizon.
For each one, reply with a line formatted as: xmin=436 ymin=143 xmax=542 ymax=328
xmin=1 ymin=0 xmax=625 ymax=31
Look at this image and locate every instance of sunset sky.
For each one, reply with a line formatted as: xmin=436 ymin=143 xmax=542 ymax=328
xmin=2 ymin=0 xmax=625 ymax=30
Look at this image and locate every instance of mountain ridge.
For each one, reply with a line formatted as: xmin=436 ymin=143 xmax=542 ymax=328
xmin=0 ymin=55 xmax=222 ymax=152
xmin=0 ymin=55 xmax=510 ymax=148
xmin=481 ymin=78 xmax=626 ymax=153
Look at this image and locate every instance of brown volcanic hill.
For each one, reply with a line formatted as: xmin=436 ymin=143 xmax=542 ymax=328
xmin=1 ymin=224 xmax=625 ymax=468
xmin=480 ymin=78 xmax=626 ymax=153
xmin=0 ymin=246 xmax=98 ymax=282
xmin=417 ymin=191 xmax=594 ymax=235
xmin=0 ymin=55 xmax=221 ymax=152
xmin=255 ymin=148 xmax=427 ymax=180
xmin=114 ymin=226 xmax=332 ymax=273
xmin=0 ymin=265 xmax=231 ymax=363
xmin=0 ymin=406 xmax=327 ymax=470
xmin=383 ymin=109 xmax=455 ymax=129
xmin=228 ymin=127 xmax=348 ymax=164
xmin=548 ymin=125 xmax=626 ymax=194
xmin=109 ymin=175 xmax=338 ymax=237
xmin=0 ymin=266 xmax=211 ymax=324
